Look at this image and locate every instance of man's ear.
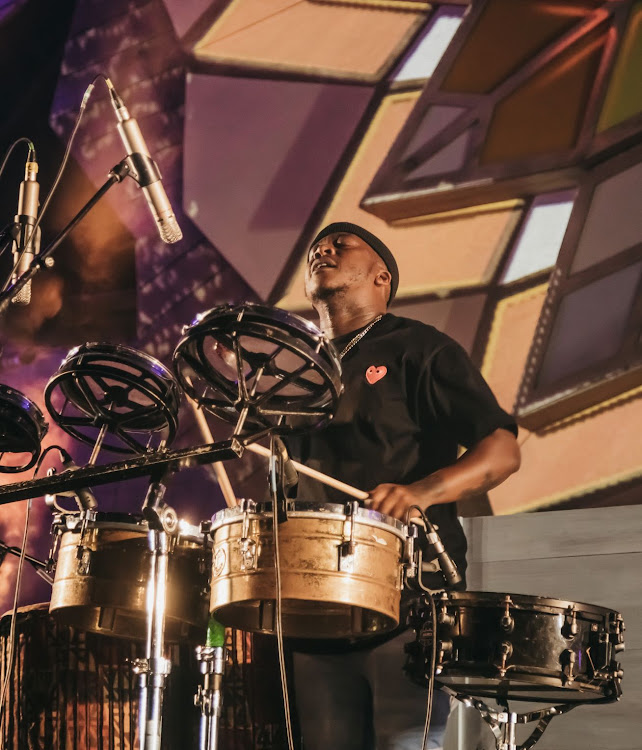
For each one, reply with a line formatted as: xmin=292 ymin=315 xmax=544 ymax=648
xmin=374 ymin=268 xmax=391 ymax=290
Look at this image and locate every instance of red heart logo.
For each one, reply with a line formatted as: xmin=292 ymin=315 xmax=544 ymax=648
xmin=366 ymin=365 xmax=387 ymax=385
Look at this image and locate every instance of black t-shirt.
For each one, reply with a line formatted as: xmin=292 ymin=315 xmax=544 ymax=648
xmin=287 ymin=313 xmax=518 ymax=581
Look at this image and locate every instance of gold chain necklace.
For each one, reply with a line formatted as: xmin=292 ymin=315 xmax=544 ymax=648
xmin=338 ymin=314 xmax=384 ymax=360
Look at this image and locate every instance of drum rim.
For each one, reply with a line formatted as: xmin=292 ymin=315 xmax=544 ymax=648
xmin=210 ymin=501 xmax=408 ymax=539
xmin=55 ymin=511 xmax=209 ymax=545
xmin=182 ymin=303 xmax=334 ymax=350
xmin=435 ymin=671 xmax=612 ymax=702
xmin=437 ymin=590 xmax=622 ymax=618
xmin=56 ymin=341 xmax=178 ymax=383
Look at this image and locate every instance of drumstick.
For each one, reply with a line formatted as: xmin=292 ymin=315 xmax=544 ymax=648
xmin=189 ymin=401 xmax=239 ymax=508
xmin=244 ymin=442 xmax=369 ymax=502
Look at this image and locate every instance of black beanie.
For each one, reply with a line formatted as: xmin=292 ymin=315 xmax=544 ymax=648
xmin=310 ymin=222 xmax=399 ymax=303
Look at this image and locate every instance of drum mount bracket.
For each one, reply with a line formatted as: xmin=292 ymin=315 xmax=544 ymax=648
xmin=445 ymin=689 xmax=577 ymax=750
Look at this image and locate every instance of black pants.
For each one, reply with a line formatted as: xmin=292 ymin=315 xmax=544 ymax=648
xmin=291 ymin=630 xmax=451 ymax=750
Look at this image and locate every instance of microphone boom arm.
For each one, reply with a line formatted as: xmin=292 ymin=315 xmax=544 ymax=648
xmin=0 ymin=159 xmax=131 ymax=314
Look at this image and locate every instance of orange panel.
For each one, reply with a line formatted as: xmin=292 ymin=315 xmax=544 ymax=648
xmin=441 ymin=0 xmax=599 ymax=94
xmin=480 ymin=23 xmax=608 ymax=163
xmin=597 ymin=1 xmax=642 ymax=132
xmin=279 ymin=93 xmax=522 ymax=310
xmin=481 ymin=284 xmax=549 ymax=413
xmin=194 ymin=0 xmax=426 ymax=80
xmin=489 ymin=392 xmax=642 ymax=514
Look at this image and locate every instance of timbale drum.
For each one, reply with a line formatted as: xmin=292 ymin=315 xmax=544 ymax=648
xmin=207 ymin=500 xmax=408 ymax=639
xmin=49 ymin=512 xmax=211 ymax=642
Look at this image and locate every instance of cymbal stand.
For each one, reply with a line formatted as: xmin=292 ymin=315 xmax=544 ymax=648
xmin=133 ymin=475 xmax=177 ymax=750
xmin=194 ymin=630 xmax=226 ymax=750
xmin=445 ymin=690 xmax=577 ymax=750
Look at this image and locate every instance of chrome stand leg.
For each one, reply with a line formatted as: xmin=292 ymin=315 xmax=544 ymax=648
xmin=499 ymin=712 xmax=518 ymax=750
xmin=134 ymin=529 xmax=172 ymax=750
xmin=195 ymin=645 xmax=225 ymax=750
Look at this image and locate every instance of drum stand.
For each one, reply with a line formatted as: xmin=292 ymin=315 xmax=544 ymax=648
xmin=134 ymin=477 xmax=177 ymax=750
xmin=448 ymin=691 xmax=576 ymax=750
xmin=194 ymin=643 xmax=225 ymax=750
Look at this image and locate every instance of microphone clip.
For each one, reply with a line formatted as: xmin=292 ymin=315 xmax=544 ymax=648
xmin=124 ymin=152 xmax=163 ymax=189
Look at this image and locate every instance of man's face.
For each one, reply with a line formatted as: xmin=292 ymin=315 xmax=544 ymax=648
xmin=304 ymin=232 xmax=385 ymax=302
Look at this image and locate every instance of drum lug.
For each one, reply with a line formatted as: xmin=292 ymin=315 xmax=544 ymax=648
xmin=500 ymin=595 xmax=514 ymax=633
xmin=560 ymin=648 xmax=576 ymax=683
xmin=496 ymin=640 xmax=513 ymax=677
xmin=403 ymin=524 xmax=418 ymax=583
xmin=339 ymin=501 xmax=359 ymax=572
xmin=562 ymin=605 xmax=578 ymax=638
xmin=436 ymin=639 xmax=453 ymax=671
xmin=76 ymin=546 xmax=92 ymax=575
xmin=238 ymin=538 xmax=257 ymax=572
xmin=236 ymin=499 xmax=257 ymax=571
xmin=437 ymin=607 xmax=456 ymax=627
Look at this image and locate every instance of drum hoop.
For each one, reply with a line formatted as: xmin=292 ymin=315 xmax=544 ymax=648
xmin=186 ymin=304 xmax=335 ymax=351
xmin=60 ymin=342 xmax=177 ymax=383
xmin=56 ymin=512 xmax=209 ymax=546
xmin=210 ymin=501 xmax=407 ymax=539
xmin=439 ymin=590 xmax=621 ymax=619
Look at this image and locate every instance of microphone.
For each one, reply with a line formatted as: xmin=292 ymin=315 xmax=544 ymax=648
xmin=58 ymin=448 xmax=98 ymax=510
xmin=11 ymin=157 xmax=41 ymax=305
xmin=105 ymin=79 xmax=183 ymax=244
xmin=274 ymin=436 xmax=298 ymax=493
xmin=424 ymin=524 xmax=461 ymax=587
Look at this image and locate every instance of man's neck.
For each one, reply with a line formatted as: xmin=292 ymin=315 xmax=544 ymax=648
xmin=314 ymin=297 xmax=386 ymax=338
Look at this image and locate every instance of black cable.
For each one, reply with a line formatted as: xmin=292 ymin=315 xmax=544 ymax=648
xmin=405 ymin=504 xmax=439 ymax=750
xmin=0 ymin=442 xmax=79 ymax=723
xmin=1 ymin=75 xmax=110 ymax=293
xmin=31 ymin=443 xmax=68 ymax=479
xmin=0 ymin=137 xmax=35 ymax=183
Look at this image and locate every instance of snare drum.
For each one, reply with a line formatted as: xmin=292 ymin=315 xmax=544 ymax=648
xmin=207 ymin=500 xmax=408 ymax=639
xmin=406 ymin=591 xmax=625 ymax=704
xmin=49 ymin=512 xmax=211 ymax=642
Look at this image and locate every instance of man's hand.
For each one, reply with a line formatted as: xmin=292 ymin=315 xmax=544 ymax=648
xmin=367 ymin=428 xmax=521 ymax=521
xmin=368 ymin=475 xmax=444 ymax=521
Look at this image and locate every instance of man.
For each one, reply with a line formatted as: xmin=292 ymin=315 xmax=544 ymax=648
xmin=287 ymin=221 xmax=520 ymax=750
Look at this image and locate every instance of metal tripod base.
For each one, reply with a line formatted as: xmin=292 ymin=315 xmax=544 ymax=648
xmin=447 ymin=691 xmax=576 ymax=750
xmin=194 ymin=645 xmax=225 ymax=750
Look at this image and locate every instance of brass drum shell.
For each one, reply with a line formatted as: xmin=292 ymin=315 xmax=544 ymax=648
xmin=209 ymin=504 xmax=406 ymax=639
xmin=50 ymin=516 xmax=211 ymax=642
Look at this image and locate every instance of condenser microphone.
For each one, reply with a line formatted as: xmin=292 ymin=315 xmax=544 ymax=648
xmin=59 ymin=448 xmax=98 ymax=510
xmin=105 ymin=79 xmax=183 ymax=244
xmin=424 ymin=525 xmax=462 ymax=587
xmin=11 ymin=157 xmax=41 ymax=305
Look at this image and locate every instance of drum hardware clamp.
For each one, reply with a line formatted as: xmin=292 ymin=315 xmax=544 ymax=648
xmin=443 ymin=689 xmax=578 ymax=750
xmin=194 ymin=643 xmax=226 ymax=750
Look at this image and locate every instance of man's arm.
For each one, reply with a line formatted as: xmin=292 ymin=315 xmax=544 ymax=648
xmin=367 ymin=427 xmax=520 ymax=521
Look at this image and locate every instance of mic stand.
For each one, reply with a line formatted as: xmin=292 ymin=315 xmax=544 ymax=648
xmin=0 ymin=159 xmax=131 ymax=313
xmin=0 ymin=538 xmax=54 ymax=584
xmin=133 ymin=474 xmax=176 ymax=750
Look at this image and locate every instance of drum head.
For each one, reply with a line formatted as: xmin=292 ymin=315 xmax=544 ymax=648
xmin=44 ymin=343 xmax=180 ymax=453
xmin=173 ymin=304 xmax=343 ymax=434
xmin=0 ymin=384 xmax=47 ymax=472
